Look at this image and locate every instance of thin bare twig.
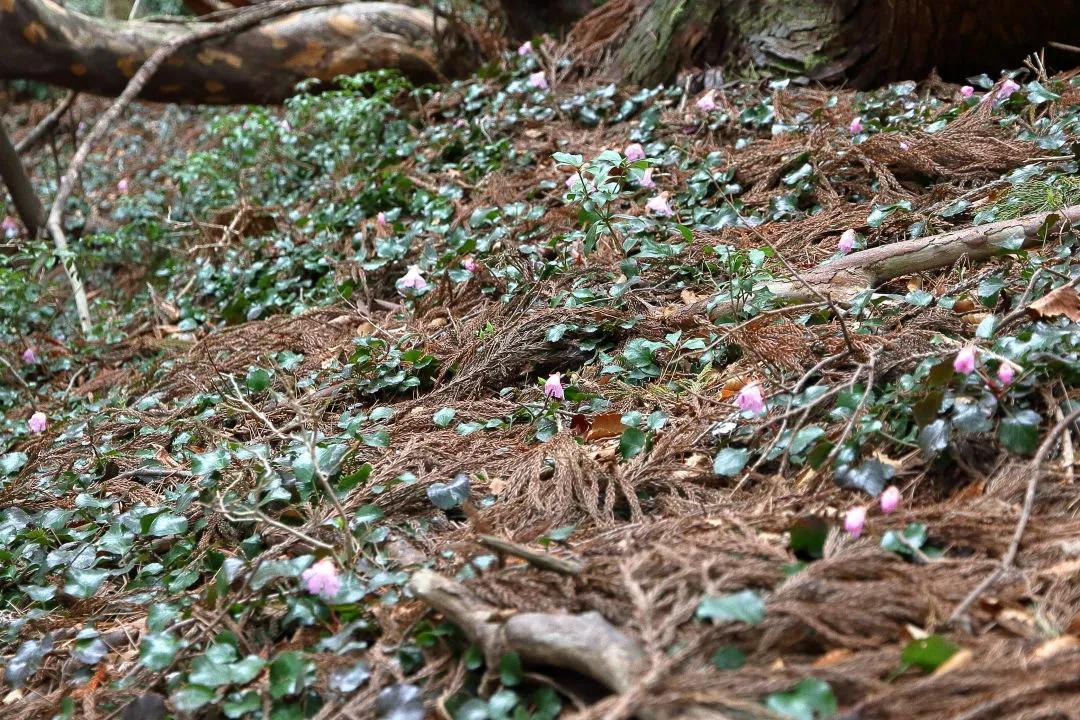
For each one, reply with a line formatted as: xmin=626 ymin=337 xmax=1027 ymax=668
xmin=949 ymin=405 xmax=1080 ymax=623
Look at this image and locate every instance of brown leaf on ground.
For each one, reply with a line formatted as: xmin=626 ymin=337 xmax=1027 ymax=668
xmin=1027 ymin=284 xmax=1080 ymax=322
xmin=583 ymin=413 xmax=627 ymax=441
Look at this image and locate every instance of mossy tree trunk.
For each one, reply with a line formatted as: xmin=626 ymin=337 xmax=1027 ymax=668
xmin=610 ymin=0 xmax=1080 ymax=89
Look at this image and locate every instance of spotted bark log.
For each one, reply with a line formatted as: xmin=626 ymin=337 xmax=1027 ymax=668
xmin=0 ymin=0 xmax=458 ymax=104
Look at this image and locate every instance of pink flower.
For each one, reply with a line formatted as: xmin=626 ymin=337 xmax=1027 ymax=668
xmin=960 ymin=85 xmax=975 ymax=98
xmin=736 ymin=383 xmax=765 ymax=415
xmin=517 ymin=41 xmax=532 ymax=56
xmin=280 ymin=119 xmax=292 ymax=132
xmin=529 ymin=72 xmax=548 ymax=90
xmin=463 ymin=257 xmax=477 ymax=272
xmin=397 ymin=265 xmax=428 ymax=292
xmin=624 ymin=143 xmax=646 ymax=162
xmin=637 ymin=168 xmax=656 ymax=189
xmin=844 ymin=507 xmax=866 ymax=537
xmin=2 ymin=216 xmax=16 ymax=235
xmin=28 ymin=412 xmax=47 ymax=434
xmin=21 ymin=347 xmax=36 ymax=364
xmin=998 ymin=79 xmax=1020 ymax=98
xmin=838 ymin=229 xmax=856 ymax=253
xmin=544 ymin=372 xmax=564 ymax=399
xmin=997 ymin=363 xmax=1015 ymax=385
xmin=455 ymin=119 xmax=468 ymax=128
xmin=880 ymin=486 xmax=901 ymax=514
xmin=953 ymin=346 xmax=976 ymax=375
xmin=899 ymin=142 xmax=910 ymax=151
xmin=695 ymin=93 xmax=717 ymax=111
xmin=117 ymin=178 xmax=129 ymax=192
xmin=849 ymin=116 xmax=864 ymax=134
xmin=301 ymin=558 xmax=341 ymax=600
xmin=376 ymin=211 xmax=387 ymax=225
xmin=646 ymin=193 xmax=673 ymax=217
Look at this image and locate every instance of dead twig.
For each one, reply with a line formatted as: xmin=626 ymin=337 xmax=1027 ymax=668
xmin=949 ymin=405 xmax=1080 ymax=623
xmin=476 ymin=534 xmax=584 ymax=575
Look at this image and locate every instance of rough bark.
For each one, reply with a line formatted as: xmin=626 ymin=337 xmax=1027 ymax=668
xmin=599 ymin=0 xmax=1080 ymax=89
xmin=0 ymin=0 xmax=463 ymax=104
xmin=0 ymin=120 xmax=45 ymax=240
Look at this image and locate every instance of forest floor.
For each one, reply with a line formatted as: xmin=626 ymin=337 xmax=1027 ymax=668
xmin=4 ymin=50 xmax=1080 ymax=720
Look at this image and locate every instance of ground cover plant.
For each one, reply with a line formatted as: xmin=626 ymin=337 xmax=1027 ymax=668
xmin=4 ymin=35 xmax=1080 ymax=720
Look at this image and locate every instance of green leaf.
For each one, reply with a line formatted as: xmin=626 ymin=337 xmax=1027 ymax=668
xmin=362 ymin=429 xmax=391 ymax=448
xmin=427 ymin=473 xmax=470 ymax=510
xmin=918 ymin=419 xmax=950 ymax=459
xmin=866 ymin=200 xmax=911 ymax=228
xmin=881 ymin=523 xmax=929 ymax=556
xmin=764 ymin=678 xmax=837 ymax=720
xmin=696 ymin=590 xmax=765 ymax=625
xmin=338 ymin=464 xmax=373 ymax=492
xmin=1000 ymin=410 xmax=1041 ymax=455
xmin=789 ymin=515 xmax=829 ymax=559
xmin=713 ymin=448 xmax=749 ymax=477
xmin=353 ymin=503 xmax=384 ymax=524
xmin=191 ymin=448 xmax=229 ymax=476
xmin=250 ymin=556 xmax=313 ymax=591
xmin=0 ymin=452 xmax=28 ymax=476
xmin=148 ymin=513 xmax=188 ymax=537
xmin=433 ymin=408 xmax=457 ymax=427
xmin=1024 ymin=81 xmax=1061 ymax=104
xmin=488 ymin=689 xmax=519 ymax=720
xmin=269 ymin=652 xmax=309 ymax=699
xmin=976 ymin=315 xmax=999 ymax=339
xmin=618 ymin=427 xmax=647 ymax=460
xmin=171 ymin=685 xmax=216 ymax=713
xmin=499 ymin=652 xmax=522 ymax=687
xmin=901 ymin=635 xmax=959 ymax=672
xmin=246 ymin=367 xmax=271 ymax=392
xmin=905 ymin=290 xmax=934 ymax=307
xmin=223 ymin=691 xmax=262 ymax=718
xmin=63 ymin=568 xmax=109 ymax=599
xmin=552 ymin=152 xmax=583 ymax=168
xmin=789 ymin=426 xmax=825 ymax=456
xmin=545 ymin=524 xmax=577 ymax=542
xmin=622 ymin=338 xmax=665 ymax=368
xmin=139 ymin=631 xmax=181 ymax=671
xmin=711 ymin=646 xmax=746 ymax=670
xmin=835 ymin=459 xmax=894 ymax=495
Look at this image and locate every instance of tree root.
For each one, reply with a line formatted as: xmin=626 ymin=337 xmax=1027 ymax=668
xmin=408 ymin=569 xmax=725 ymax=720
xmin=667 ymin=204 xmax=1080 ymax=325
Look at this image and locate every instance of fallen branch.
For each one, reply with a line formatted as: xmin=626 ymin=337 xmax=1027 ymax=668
xmin=0 ymin=119 xmax=46 ymax=240
xmin=667 ymin=204 xmax=1080 ymax=324
xmin=948 ymin=405 xmax=1080 ymax=623
xmin=408 ymin=569 xmax=724 ymax=720
xmin=476 ymin=534 xmax=585 ymax=575
xmin=15 ymin=92 xmax=79 ymax=155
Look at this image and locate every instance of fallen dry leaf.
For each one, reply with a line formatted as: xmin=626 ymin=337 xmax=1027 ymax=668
xmin=1027 ymin=284 xmax=1080 ymax=322
xmin=719 ymin=375 xmax=751 ymax=400
xmin=932 ymin=648 xmax=973 ymax=675
xmin=813 ymin=648 xmax=854 ymax=667
xmin=584 ymin=413 xmax=628 ymax=441
xmin=1031 ymin=635 xmax=1080 ymax=661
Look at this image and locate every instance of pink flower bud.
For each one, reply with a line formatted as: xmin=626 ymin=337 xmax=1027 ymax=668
xmin=397 ymin=266 xmax=428 ymax=292
xmin=998 ymin=79 xmax=1020 ymax=98
xmin=301 ymin=558 xmax=341 ymax=599
xmin=463 ymin=257 xmax=477 ymax=272
xmin=117 ymin=178 xmax=129 ymax=192
xmin=880 ymin=486 xmax=901 ymax=514
xmin=844 ymin=506 xmax=866 ymax=537
xmin=376 ymin=211 xmax=387 ymax=225
xmin=646 ymin=193 xmax=673 ymax=217
xmin=517 ymin=42 xmax=532 ymax=56
xmin=736 ymin=383 xmax=765 ymax=415
xmin=637 ymin=168 xmax=656 ymax=189
xmin=997 ymin=363 xmax=1015 ymax=385
xmin=849 ymin=116 xmax=864 ymax=134
xmin=695 ymin=93 xmax=717 ymax=112
xmin=455 ymin=119 xmax=468 ymax=128
xmin=624 ymin=143 xmax=646 ymax=162
xmin=838 ymin=229 xmax=856 ymax=253
xmin=953 ymin=346 xmax=976 ymax=375
xmin=21 ymin=347 xmax=36 ymax=364
xmin=544 ymin=372 xmax=564 ymax=399
xmin=960 ymin=85 xmax=975 ymax=98
xmin=28 ymin=411 xmax=47 ymax=434
xmin=1 ymin=216 xmax=16 ymax=234
xmin=529 ymin=72 xmax=548 ymax=90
